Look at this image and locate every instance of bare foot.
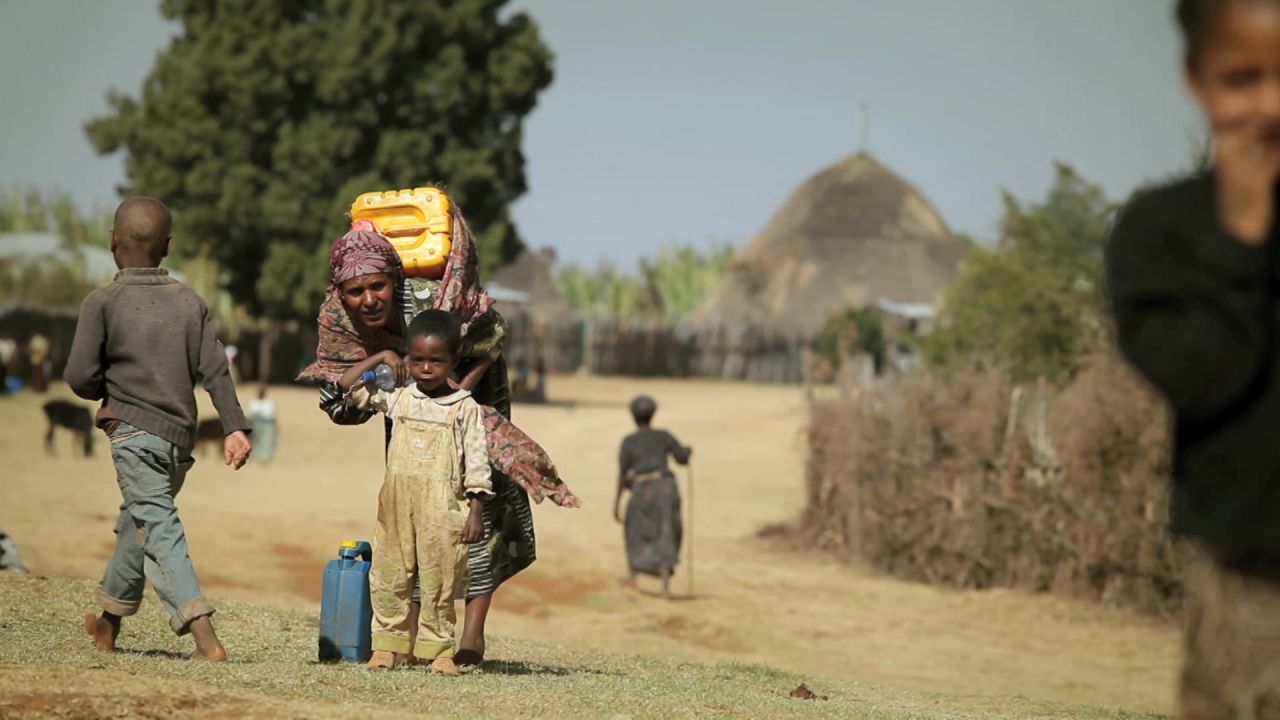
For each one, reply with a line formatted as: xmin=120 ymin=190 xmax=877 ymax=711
xmin=366 ymin=650 xmax=397 ymax=670
xmin=83 ymin=612 xmax=119 ymax=652
xmin=188 ymin=616 xmax=227 ymax=662
xmin=190 ymin=645 xmax=227 ymax=661
xmin=395 ymin=652 xmax=423 ymax=667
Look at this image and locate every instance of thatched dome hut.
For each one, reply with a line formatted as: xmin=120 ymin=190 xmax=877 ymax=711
xmin=692 ymin=153 xmax=963 ymax=335
xmin=488 ymin=248 xmax=572 ymax=324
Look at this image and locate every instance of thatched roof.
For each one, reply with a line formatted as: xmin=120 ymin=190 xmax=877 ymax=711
xmin=487 ymin=248 xmax=572 ymax=322
xmin=691 ymin=153 xmax=963 ymax=335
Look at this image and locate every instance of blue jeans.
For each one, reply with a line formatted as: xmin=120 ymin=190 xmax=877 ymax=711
xmin=97 ymin=422 xmax=214 ymax=635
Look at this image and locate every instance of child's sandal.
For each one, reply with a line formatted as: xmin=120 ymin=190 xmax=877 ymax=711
xmin=430 ymin=656 xmax=460 ymax=677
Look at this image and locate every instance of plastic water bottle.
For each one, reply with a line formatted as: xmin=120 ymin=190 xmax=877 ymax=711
xmin=360 ymin=363 xmax=398 ymax=391
xmin=318 ymin=540 xmax=373 ymax=662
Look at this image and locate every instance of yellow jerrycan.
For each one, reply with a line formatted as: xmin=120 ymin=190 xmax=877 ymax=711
xmin=349 ymin=187 xmax=452 ymax=279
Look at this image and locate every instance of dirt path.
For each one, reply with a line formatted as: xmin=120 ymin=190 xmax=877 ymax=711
xmin=0 ymin=377 xmax=1178 ymax=715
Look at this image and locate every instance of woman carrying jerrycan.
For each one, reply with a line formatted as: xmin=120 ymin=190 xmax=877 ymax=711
xmin=299 ymin=187 xmax=578 ymax=672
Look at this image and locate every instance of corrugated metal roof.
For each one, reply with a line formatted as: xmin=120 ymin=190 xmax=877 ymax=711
xmin=0 ymin=232 xmax=63 ymax=257
xmin=485 ymin=281 xmax=530 ymax=304
xmin=875 ymin=298 xmax=936 ymax=320
xmin=0 ymin=232 xmax=185 ymax=283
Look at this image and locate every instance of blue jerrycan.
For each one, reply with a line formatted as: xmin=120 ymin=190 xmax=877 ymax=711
xmin=318 ymin=540 xmax=373 ymax=662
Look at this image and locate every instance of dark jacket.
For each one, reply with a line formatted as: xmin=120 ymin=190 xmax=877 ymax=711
xmin=1106 ymin=173 xmax=1280 ymax=552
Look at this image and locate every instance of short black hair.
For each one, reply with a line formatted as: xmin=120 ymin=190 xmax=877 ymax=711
xmin=112 ymin=197 xmax=172 ymax=264
xmin=1177 ymin=0 xmax=1280 ymax=65
xmin=630 ymin=395 xmax=656 ymax=424
xmin=407 ymin=309 xmax=462 ymax=357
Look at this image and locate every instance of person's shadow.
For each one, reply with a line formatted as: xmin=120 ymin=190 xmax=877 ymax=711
xmin=116 ymin=647 xmax=197 ymax=661
xmin=477 ymin=659 xmax=614 ymax=677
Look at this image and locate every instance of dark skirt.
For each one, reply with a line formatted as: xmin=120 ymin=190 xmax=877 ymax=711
xmin=465 ymin=470 xmax=535 ymax=598
xmin=625 ymin=473 xmax=682 ymax=576
xmin=460 ymin=355 xmax=535 ymax=598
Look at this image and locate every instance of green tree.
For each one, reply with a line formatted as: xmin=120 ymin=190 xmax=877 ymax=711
xmin=640 ymin=244 xmax=735 ymax=320
xmin=0 ymin=187 xmax=111 ymax=244
xmin=814 ymin=307 xmax=886 ymax=371
xmin=0 ymin=256 xmax=99 ymax=310
xmin=0 ymin=187 xmax=116 ymax=309
xmin=924 ymin=164 xmax=1116 ymax=381
xmin=555 ymin=262 xmax=654 ymax=320
xmin=86 ymin=0 xmax=553 ymax=319
xmin=555 ymin=243 xmax=735 ymax=321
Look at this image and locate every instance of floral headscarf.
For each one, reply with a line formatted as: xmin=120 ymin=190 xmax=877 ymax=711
xmin=296 ymin=230 xmax=405 ymax=385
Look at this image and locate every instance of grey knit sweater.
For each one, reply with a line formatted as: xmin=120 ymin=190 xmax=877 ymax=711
xmin=64 ymin=268 xmax=249 ymax=449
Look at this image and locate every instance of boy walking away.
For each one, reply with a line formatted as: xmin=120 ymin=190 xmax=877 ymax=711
xmin=614 ymin=395 xmax=691 ymax=599
xmin=64 ymin=197 xmax=252 ymax=661
xmin=338 ymin=309 xmax=491 ymax=676
xmin=1106 ymin=1 xmax=1280 ymax=715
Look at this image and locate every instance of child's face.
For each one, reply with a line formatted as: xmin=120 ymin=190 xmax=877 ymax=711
xmin=407 ymin=334 xmax=457 ymax=393
xmin=339 ymin=272 xmax=396 ymax=330
xmin=1186 ymin=1 xmax=1280 ymax=148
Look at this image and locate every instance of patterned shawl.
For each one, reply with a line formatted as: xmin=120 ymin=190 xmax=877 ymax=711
xmin=297 ymin=203 xmax=579 ymax=508
xmin=436 ymin=204 xmax=495 ymax=331
xmin=297 ymin=230 xmax=405 ymax=385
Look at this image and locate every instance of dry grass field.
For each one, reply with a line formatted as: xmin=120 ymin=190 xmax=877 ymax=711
xmin=0 ymin=376 xmax=1179 ymax=718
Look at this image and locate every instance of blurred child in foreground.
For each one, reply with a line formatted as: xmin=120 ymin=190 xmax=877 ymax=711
xmin=1106 ymin=1 xmax=1280 ymax=715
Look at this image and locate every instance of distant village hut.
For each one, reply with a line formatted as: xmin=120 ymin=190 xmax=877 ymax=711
xmin=692 ymin=153 xmax=964 ymax=338
xmin=487 ymin=247 xmax=579 ymax=372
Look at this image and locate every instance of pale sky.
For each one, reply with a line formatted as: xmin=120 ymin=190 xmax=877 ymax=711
xmin=0 ymin=0 xmax=1200 ymax=268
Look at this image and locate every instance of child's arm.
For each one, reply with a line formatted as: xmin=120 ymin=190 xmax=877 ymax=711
xmin=460 ymin=400 xmax=494 ymax=498
xmin=1109 ymin=118 xmax=1280 ymax=424
xmin=1106 ymin=188 xmax=1271 ymax=424
xmin=460 ymin=400 xmax=493 ymax=544
xmin=64 ymin=291 xmax=108 ymax=401
xmin=194 ymin=300 xmax=252 ymax=469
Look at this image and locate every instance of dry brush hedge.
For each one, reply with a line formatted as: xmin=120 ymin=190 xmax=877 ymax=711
xmin=803 ymin=353 xmax=1186 ymax=615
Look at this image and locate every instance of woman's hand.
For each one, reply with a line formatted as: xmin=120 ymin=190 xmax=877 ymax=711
xmin=338 ymin=349 xmax=406 ymax=391
xmin=377 ymin=350 xmax=409 ymax=386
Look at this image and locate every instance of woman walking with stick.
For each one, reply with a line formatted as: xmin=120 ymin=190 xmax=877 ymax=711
xmin=614 ymin=395 xmax=692 ymax=599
